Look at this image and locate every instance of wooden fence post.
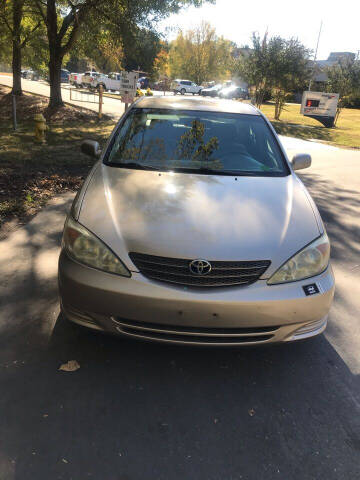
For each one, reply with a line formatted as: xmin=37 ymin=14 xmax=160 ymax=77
xmin=98 ymin=85 xmax=103 ymax=119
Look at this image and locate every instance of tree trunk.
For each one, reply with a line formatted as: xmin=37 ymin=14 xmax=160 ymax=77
xmin=48 ymin=45 xmax=64 ymax=108
xmin=11 ymin=0 xmax=23 ymax=96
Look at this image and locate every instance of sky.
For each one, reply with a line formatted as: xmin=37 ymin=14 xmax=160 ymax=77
xmin=159 ymin=0 xmax=359 ymax=60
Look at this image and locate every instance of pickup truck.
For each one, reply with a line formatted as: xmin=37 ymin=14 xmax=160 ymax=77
xmin=69 ymin=72 xmax=83 ymax=88
xmin=90 ymin=71 xmax=138 ymax=93
xmin=81 ymin=71 xmax=101 ymax=89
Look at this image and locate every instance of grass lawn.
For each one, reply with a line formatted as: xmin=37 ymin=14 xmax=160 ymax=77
xmin=0 ymin=120 xmax=115 ymax=235
xmin=260 ymin=103 xmax=360 ymax=149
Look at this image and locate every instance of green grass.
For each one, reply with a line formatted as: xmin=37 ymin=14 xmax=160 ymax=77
xmin=0 ymin=119 xmax=115 ymax=229
xmin=260 ymin=103 xmax=360 ymax=148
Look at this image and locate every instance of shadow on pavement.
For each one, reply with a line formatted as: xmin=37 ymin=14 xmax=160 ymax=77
xmin=0 ymin=311 xmax=359 ymax=480
xmin=299 ymin=172 xmax=360 ymax=264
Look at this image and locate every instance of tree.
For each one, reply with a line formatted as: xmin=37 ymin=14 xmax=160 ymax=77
xmin=232 ymin=33 xmax=270 ymax=108
xmin=233 ymin=33 xmax=310 ymax=117
xmin=169 ymin=21 xmax=234 ymax=84
xmin=153 ymin=42 xmax=170 ymax=80
xmin=33 ymin=0 xmax=210 ymax=108
xmin=0 ymin=0 xmax=41 ymax=95
xmin=326 ymin=58 xmax=360 ymax=124
xmin=270 ymin=37 xmax=310 ymax=120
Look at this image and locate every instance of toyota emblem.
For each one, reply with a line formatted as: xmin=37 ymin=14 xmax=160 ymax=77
xmin=189 ymin=259 xmax=212 ymax=275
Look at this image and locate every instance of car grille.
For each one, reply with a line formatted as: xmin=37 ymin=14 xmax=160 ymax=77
xmin=112 ymin=318 xmax=279 ymax=345
xmin=129 ymin=253 xmax=271 ymax=288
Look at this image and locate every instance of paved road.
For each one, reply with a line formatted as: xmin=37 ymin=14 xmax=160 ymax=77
xmin=0 ymin=75 xmax=173 ymax=119
xmin=1 ymin=135 xmax=360 ymax=477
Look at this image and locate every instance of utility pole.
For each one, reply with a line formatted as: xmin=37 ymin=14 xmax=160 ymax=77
xmin=308 ymin=20 xmax=323 ymax=91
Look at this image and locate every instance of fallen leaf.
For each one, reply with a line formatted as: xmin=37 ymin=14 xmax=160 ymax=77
xmin=62 ymin=458 xmax=68 ymax=464
xmin=248 ymin=408 xmax=256 ymax=417
xmin=59 ymin=360 xmax=80 ymax=372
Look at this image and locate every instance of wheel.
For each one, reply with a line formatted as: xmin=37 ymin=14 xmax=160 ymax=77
xmin=198 ymin=90 xmax=202 ymax=96
xmin=180 ymin=88 xmax=186 ymax=95
xmin=192 ymin=92 xmax=195 ymax=95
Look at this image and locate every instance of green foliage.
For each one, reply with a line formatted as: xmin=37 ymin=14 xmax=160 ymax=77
xmin=326 ymin=58 xmax=360 ymax=124
xmin=233 ymin=33 xmax=311 ymax=118
xmin=169 ymin=21 xmax=234 ymax=84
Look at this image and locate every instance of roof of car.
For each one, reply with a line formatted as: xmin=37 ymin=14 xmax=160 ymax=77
xmin=134 ymin=96 xmax=260 ymax=115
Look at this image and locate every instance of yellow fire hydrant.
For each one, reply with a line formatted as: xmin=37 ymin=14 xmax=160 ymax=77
xmin=34 ymin=113 xmax=47 ymax=143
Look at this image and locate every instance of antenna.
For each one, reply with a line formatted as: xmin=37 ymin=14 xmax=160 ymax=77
xmin=308 ymin=20 xmax=323 ymax=91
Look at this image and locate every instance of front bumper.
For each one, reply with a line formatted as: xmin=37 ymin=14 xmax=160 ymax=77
xmin=58 ymin=251 xmax=335 ymax=346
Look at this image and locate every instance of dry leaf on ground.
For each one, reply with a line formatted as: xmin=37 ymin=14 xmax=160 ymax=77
xmin=59 ymin=360 xmax=80 ymax=372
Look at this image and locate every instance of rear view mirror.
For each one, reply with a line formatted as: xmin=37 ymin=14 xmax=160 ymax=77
xmin=81 ymin=140 xmax=101 ymax=158
xmin=291 ymin=153 xmax=311 ymax=171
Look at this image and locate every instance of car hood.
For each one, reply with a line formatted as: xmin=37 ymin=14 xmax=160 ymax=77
xmin=78 ymin=164 xmax=321 ymax=276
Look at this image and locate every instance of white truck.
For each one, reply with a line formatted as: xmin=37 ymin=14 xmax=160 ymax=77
xmin=81 ymin=71 xmax=101 ymax=89
xmin=69 ymin=73 xmax=83 ymax=88
xmin=90 ymin=71 xmax=138 ymax=94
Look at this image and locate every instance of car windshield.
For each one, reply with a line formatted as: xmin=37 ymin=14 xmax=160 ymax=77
xmin=106 ymin=108 xmax=288 ymax=176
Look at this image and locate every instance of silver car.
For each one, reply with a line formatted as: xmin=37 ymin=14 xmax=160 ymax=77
xmin=58 ymin=96 xmax=335 ymax=345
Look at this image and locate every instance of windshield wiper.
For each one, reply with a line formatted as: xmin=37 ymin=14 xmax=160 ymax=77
xmin=118 ymin=162 xmax=163 ymax=171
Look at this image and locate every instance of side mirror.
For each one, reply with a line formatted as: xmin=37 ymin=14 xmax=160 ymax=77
xmin=291 ymin=153 xmax=311 ymax=171
xmin=81 ymin=140 xmax=101 ymax=158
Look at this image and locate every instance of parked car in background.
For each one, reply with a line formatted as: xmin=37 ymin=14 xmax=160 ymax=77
xmin=60 ymin=69 xmax=70 ymax=83
xmin=137 ymin=77 xmax=150 ymax=89
xmin=153 ymin=79 xmax=171 ymax=91
xmin=171 ymin=79 xmax=202 ymax=95
xmin=81 ymin=71 xmax=101 ymax=88
xmin=59 ymin=96 xmax=334 ymax=346
xmin=21 ymin=69 xmax=40 ymax=80
xmin=220 ymin=86 xmax=249 ymax=100
xmin=69 ymin=73 xmax=83 ymax=88
xmin=201 ymin=84 xmax=223 ymax=97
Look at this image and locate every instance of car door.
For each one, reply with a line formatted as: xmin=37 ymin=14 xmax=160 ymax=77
xmin=190 ymin=82 xmax=197 ymax=93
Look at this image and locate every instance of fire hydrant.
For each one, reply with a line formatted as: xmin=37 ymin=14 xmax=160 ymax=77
xmin=34 ymin=113 xmax=47 ymax=143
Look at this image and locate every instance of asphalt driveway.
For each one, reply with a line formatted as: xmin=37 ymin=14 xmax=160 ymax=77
xmin=0 ymin=139 xmax=359 ymax=479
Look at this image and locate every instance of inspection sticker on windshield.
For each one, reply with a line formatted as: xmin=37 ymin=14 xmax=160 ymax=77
xmin=303 ymin=283 xmax=320 ymax=296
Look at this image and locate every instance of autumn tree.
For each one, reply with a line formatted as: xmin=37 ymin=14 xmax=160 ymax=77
xmin=169 ymin=22 xmax=234 ymax=84
xmin=153 ymin=42 xmax=170 ymax=79
xmin=32 ymin=0 xmax=210 ymax=108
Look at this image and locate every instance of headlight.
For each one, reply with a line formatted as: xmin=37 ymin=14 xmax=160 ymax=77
xmin=268 ymin=234 xmax=330 ymax=285
xmin=62 ymin=216 xmax=131 ymax=277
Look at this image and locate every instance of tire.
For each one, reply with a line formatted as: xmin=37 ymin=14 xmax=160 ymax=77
xmin=180 ymin=88 xmax=186 ymax=95
xmin=198 ymin=89 xmax=202 ymax=96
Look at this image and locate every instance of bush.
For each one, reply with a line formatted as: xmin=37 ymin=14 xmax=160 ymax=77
xmin=145 ymin=88 xmax=154 ymax=96
xmin=135 ymin=88 xmax=144 ymax=97
xmin=341 ymin=94 xmax=360 ymax=108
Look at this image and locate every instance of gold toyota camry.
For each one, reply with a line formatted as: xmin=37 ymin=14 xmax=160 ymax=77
xmin=58 ymin=96 xmax=335 ymax=345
